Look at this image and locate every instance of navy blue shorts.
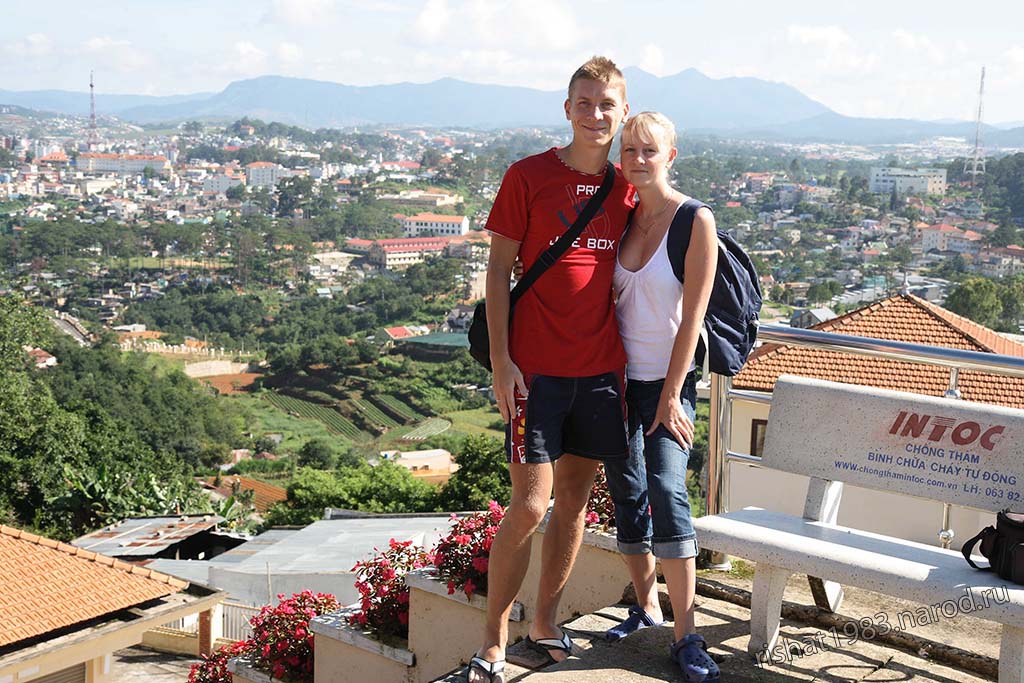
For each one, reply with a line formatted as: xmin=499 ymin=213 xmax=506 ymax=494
xmin=505 ymin=370 xmax=628 ymax=464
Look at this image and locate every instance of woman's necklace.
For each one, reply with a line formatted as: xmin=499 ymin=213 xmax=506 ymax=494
xmin=632 ymin=194 xmax=675 ymax=237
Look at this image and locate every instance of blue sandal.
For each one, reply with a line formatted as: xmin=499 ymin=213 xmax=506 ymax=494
xmin=605 ymin=604 xmax=664 ymax=642
xmin=670 ymin=633 xmax=720 ymax=683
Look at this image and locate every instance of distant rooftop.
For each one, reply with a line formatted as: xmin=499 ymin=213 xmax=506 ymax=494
xmin=71 ymin=514 xmax=223 ymax=558
xmin=737 ymin=294 xmax=1024 ymax=408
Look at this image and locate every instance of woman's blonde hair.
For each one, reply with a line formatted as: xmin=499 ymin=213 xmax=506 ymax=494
xmin=621 ymin=111 xmax=677 ymax=149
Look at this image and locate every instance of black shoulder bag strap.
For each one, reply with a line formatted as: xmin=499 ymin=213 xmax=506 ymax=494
xmin=508 ymin=161 xmax=616 ymax=308
xmin=962 ymin=526 xmax=995 ymax=571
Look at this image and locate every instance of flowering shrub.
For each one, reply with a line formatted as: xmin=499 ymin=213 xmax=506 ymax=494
xmin=585 ymin=465 xmax=615 ymax=530
xmin=433 ymin=500 xmax=504 ymax=598
xmin=187 ymin=640 xmax=249 ymax=683
xmin=186 ymin=591 xmax=338 ymax=683
xmin=249 ymin=590 xmax=341 ymax=680
xmin=349 ymin=539 xmax=433 ymax=639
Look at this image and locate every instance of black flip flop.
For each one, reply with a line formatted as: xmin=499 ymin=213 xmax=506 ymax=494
xmin=523 ymin=631 xmax=573 ymax=666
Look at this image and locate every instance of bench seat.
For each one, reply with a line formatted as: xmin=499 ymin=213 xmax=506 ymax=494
xmin=696 ymin=507 xmax=1024 ymax=628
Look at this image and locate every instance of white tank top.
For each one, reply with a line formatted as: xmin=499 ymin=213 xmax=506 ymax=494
xmin=613 ymin=210 xmax=697 ymax=381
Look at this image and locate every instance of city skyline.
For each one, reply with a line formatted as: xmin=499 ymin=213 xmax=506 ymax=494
xmin=3 ymin=0 xmax=1024 ymax=124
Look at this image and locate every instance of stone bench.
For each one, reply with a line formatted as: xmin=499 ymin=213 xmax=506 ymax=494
xmin=694 ymin=374 xmax=1024 ymax=683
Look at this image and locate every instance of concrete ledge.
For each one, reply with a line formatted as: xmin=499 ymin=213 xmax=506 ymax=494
xmin=537 ymin=514 xmax=620 ymax=553
xmin=518 ymin=527 xmax=628 ymax=627
xmin=310 ymin=607 xmax=415 ymax=666
xmin=405 ymin=568 xmax=524 ymax=621
xmin=227 ymin=657 xmax=280 ymax=683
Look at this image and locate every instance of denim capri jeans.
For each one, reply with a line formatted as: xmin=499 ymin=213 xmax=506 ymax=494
xmin=604 ymin=370 xmax=699 ymax=559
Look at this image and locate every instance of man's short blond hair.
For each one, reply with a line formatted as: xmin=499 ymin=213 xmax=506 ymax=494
xmin=568 ymin=56 xmax=626 ymax=99
xmin=622 ymin=111 xmax=677 ymax=150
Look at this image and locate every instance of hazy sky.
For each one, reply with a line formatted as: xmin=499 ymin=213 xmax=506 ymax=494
xmin=4 ymin=0 xmax=1023 ymax=123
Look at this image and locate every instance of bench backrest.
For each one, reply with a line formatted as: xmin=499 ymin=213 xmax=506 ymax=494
xmin=762 ymin=374 xmax=1024 ymax=514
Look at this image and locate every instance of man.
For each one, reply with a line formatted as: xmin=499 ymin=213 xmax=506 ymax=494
xmin=470 ymin=56 xmax=633 ymax=683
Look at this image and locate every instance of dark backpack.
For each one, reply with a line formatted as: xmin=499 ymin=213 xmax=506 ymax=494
xmin=664 ymin=199 xmax=763 ymax=377
xmin=963 ymin=509 xmax=1024 ymax=584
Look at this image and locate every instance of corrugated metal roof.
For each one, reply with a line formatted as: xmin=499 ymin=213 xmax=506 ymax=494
xmin=71 ymin=515 xmax=223 ymax=557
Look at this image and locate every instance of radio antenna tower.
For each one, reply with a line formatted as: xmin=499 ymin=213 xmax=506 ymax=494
xmin=87 ymin=71 xmax=99 ymax=150
xmin=963 ymin=66 xmax=986 ymax=190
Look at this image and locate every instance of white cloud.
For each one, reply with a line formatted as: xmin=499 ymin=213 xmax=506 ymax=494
xmin=228 ymin=41 xmax=269 ymax=76
xmin=4 ymin=32 xmax=52 ymax=57
xmin=785 ymin=24 xmax=877 ymax=75
xmin=83 ymin=36 xmax=131 ymax=52
xmin=640 ymin=45 xmax=665 ymax=75
xmin=890 ymin=29 xmax=944 ymax=65
xmin=277 ymin=41 xmax=304 ymax=63
xmin=412 ymin=0 xmax=451 ymax=43
xmin=265 ymin=0 xmax=336 ymax=27
xmin=409 ymin=0 xmax=579 ymax=52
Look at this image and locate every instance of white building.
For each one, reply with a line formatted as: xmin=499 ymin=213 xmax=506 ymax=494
xmin=245 ymin=162 xmax=290 ymax=188
xmin=76 ymin=153 xmax=171 ymax=176
xmin=402 ymin=212 xmax=469 ymax=237
xmin=202 ymin=173 xmax=244 ymax=193
xmin=869 ymin=167 xmax=947 ymax=196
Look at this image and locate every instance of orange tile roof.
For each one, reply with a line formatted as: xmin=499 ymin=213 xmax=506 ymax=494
xmin=0 ymin=525 xmax=187 ymax=647
xmin=405 ymin=212 xmax=466 ymax=223
xmin=203 ymin=475 xmax=287 ymax=513
xmin=734 ymin=294 xmax=1024 ymax=409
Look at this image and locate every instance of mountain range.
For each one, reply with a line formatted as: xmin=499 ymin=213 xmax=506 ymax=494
xmin=2 ymin=68 xmax=1023 ymax=146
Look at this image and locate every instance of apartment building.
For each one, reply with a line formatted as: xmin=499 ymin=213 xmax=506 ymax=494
xmin=869 ymin=167 xmax=947 ymax=195
xmin=244 ymin=161 xmax=290 ymax=188
xmin=76 ymin=153 xmax=171 ymax=176
xmin=401 ymin=212 xmax=469 ymax=237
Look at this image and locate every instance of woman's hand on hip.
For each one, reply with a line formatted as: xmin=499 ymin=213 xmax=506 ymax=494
xmin=647 ymin=393 xmax=694 ymax=449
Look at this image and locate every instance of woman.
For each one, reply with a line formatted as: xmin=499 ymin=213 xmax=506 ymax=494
xmin=603 ymin=111 xmax=720 ymax=683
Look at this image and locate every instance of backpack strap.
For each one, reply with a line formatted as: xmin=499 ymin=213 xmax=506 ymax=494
xmin=666 ymin=198 xmax=712 ymax=283
xmin=666 ymin=199 xmax=713 ymax=381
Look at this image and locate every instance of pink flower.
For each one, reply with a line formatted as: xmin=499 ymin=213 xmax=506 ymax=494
xmin=454 ymin=534 xmax=472 ymax=545
xmin=447 ymin=581 xmax=456 ymax=595
xmin=585 ymin=511 xmax=600 ymax=525
xmin=463 ymin=579 xmax=477 ymax=597
xmin=472 ymin=556 xmax=489 ymax=573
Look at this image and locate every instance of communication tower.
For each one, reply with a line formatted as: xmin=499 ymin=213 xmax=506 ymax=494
xmin=963 ymin=67 xmax=986 ymax=189
xmin=87 ymin=71 xmax=99 ymax=150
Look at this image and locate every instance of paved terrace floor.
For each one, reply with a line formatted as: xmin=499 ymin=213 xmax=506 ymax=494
xmin=108 ymin=564 xmax=1000 ymax=682
xmin=442 ymin=565 xmax=999 ymax=682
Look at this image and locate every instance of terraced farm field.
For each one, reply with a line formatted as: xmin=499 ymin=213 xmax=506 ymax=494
xmin=353 ymin=398 xmax=400 ymax=428
xmin=401 ymin=417 xmax=452 ymax=441
xmin=263 ymin=392 xmax=367 ymax=441
xmin=373 ymin=394 xmax=425 ymax=421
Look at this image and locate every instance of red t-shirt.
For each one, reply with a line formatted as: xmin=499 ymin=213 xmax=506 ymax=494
xmin=486 ymin=148 xmax=634 ymax=377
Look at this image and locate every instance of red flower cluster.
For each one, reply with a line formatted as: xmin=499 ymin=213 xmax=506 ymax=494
xmin=585 ymin=465 xmax=616 ymax=530
xmin=349 ymin=538 xmax=433 ymax=639
xmin=250 ymin=591 xmax=341 ymax=680
xmin=187 ymin=641 xmax=248 ymax=683
xmin=433 ymin=500 xmax=504 ymax=598
xmin=187 ymin=591 xmax=340 ymax=683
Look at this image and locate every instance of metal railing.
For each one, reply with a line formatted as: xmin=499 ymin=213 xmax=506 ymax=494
xmin=705 ymin=323 xmax=1024 ymax=562
xmin=222 ymin=601 xmax=262 ymax=642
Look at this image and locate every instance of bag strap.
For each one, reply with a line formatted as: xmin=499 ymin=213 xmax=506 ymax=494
xmin=508 ymin=162 xmax=616 ymax=309
xmin=962 ymin=526 xmax=995 ymax=571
